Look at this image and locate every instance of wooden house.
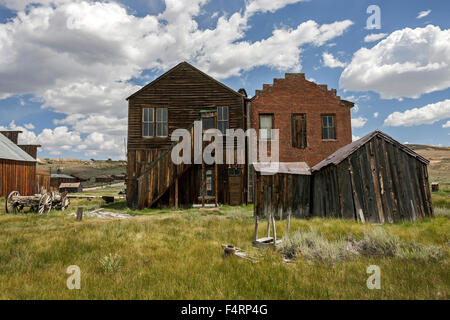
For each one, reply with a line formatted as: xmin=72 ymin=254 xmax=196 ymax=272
xmin=0 ymin=132 xmax=37 ymax=197
xmin=126 ymin=61 xmax=248 ymax=209
xmin=311 ymin=130 xmax=433 ymax=223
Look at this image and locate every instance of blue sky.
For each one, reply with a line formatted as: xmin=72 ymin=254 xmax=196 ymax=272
xmin=0 ymin=0 xmax=449 ymax=159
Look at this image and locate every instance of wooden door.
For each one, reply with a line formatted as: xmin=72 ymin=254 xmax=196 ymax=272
xmin=229 ymin=176 xmax=242 ymax=205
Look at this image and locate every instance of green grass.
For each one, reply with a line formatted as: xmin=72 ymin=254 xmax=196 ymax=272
xmin=0 ymin=195 xmax=448 ymax=299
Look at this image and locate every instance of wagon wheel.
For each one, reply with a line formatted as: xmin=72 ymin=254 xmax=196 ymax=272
xmin=38 ymin=193 xmax=52 ymax=214
xmin=60 ymin=195 xmax=70 ymax=211
xmin=6 ymin=191 xmax=20 ymax=214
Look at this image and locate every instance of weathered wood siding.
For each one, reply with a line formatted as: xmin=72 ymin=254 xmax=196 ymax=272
xmin=312 ymin=136 xmax=433 ymax=222
xmin=0 ymin=159 xmax=36 ymax=197
xmin=254 ymin=172 xmax=311 ymax=219
xmin=36 ymin=169 xmax=50 ymax=193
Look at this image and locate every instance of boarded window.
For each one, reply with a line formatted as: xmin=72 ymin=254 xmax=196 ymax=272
xmin=259 ymin=114 xmax=273 ymax=140
xmin=292 ymin=114 xmax=307 ymax=148
xmin=217 ymin=106 xmax=228 ymax=134
xmin=156 ymin=108 xmax=168 ymax=137
xmin=142 ymin=108 xmax=154 ymax=137
xmin=322 ymin=115 xmax=336 ymax=140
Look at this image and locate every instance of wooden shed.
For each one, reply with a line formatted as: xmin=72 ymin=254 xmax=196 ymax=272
xmin=0 ymin=132 xmax=37 ymax=197
xmin=311 ymin=130 xmax=433 ymax=223
xmin=253 ymin=162 xmax=311 ymax=219
xmin=59 ymin=182 xmax=82 ymax=193
xmin=95 ymin=175 xmax=113 ymax=184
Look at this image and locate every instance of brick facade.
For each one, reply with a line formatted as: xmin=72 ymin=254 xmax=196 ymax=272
xmin=250 ymin=73 xmax=354 ymax=166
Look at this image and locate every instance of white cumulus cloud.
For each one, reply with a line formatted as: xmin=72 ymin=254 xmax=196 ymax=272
xmin=340 ymin=25 xmax=450 ymax=100
xmin=384 ymin=99 xmax=450 ymax=127
xmin=351 ymin=116 xmax=368 ymax=128
xmin=322 ymin=52 xmax=346 ymax=68
xmin=443 ymin=120 xmax=450 ymax=128
xmin=364 ymin=33 xmax=387 ymax=42
xmin=417 ymin=10 xmax=431 ymax=19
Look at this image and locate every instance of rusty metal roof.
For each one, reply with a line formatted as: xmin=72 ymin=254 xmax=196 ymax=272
xmin=312 ymin=130 xmax=429 ymax=171
xmin=59 ymin=182 xmax=81 ymax=188
xmin=0 ymin=132 xmax=36 ymax=162
xmin=253 ymin=162 xmax=311 ymax=175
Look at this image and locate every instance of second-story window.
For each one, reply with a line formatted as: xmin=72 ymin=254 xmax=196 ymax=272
xmin=292 ymin=113 xmax=307 ymax=148
xmin=142 ymin=107 xmax=154 ymax=138
xmin=217 ymin=106 xmax=228 ymax=134
xmin=259 ymin=114 xmax=273 ymax=140
xmin=322 ymin=114 xmax=336 ymax=140
xmin=156 ymin=108 xmax=168 ymax=137
xmin=143 ymin=107 xmax=168 ymax=138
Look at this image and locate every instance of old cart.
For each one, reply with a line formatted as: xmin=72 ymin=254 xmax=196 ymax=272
xmin=5 ymin=191 xmax=70 ymax=214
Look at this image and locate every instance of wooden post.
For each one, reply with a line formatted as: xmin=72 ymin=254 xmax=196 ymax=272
xmin=266 ymin=213 xmax=271 ymax=237
xmin=201 ymin=160 xmax=205 ymax=207
xmin=286 ymin=212 xmax=291 ymax=238
xmin=76 ymin=207 xmax=83 ymax=221
xmin=254 ymin=215 xmax=259 ymax=242
xmin=175 ymin=177 xmax=179 ymax=209
xmin=215 ymin=163 xmax=219 ymax=207
xmin=271 ymin=213 xmax=277 ymax=245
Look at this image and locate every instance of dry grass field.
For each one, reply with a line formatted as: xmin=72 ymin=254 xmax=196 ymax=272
xmin=0 ymin=146 xmax=449 ymax=300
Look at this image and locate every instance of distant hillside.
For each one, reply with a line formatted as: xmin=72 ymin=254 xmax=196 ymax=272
xmin=407 ymin=144 xmax=450 ymax=184
xmin=37 ymin=159 xmax=127 ymax=187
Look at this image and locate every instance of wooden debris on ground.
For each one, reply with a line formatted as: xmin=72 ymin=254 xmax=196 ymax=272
xmin=221 ymin=244 xmax=258 ymax=262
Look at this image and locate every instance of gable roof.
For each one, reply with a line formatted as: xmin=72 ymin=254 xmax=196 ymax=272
xmin=126 ymin=61 xmax=244 ymax=100
xmin=0 ymin=133 xmax=36 ymax=162
xmin=312 ymin=130 xmax=429 ymax=171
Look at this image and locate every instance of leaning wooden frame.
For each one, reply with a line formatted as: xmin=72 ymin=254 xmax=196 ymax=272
xmin=5 ymin=190 xmax=70 ymax=214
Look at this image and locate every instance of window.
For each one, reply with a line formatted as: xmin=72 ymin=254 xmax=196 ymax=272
xmin=156 ymin=108 xmax=168 ymax=137
xmin=202 ymin=117 xmax=215 ymax=131
xmin=259 ymin=114 xmax=273 ymax=140
xmin=292 ymin=114 xmax=307 ymax=148
xmin=142 ymin=108 xmax=154 ymax=137
xmin=322 ymin=115 xmax=336 ymax=140
xmin=217 ymin=106 xmax=228 ymax=134
xmin=142 ymin=107 xmax=168 ymax=138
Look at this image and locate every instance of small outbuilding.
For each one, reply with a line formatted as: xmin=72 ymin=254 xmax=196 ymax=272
xmin=253 ymin=162 xmax=311 ymax=219
xmin=0 ymin=132 xmax=37 ymax=197
xmin=50 ymin=174 xmax=76 ymax=191
xmin=311 ymin=130 xmax=433 ymax=223
xmin=59 ymin=182 xmax=82 ymax=193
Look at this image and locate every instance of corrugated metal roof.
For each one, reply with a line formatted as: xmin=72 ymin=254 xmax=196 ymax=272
xmin=51 ymin=174 xmax=75 ymax=179
xmin=253 ymin=162 xmax=311 ymax=175
xmin=0 ymin=132 xmax=36 ymax=162
xmin=312 ymin=130 xmax=429 ymax=171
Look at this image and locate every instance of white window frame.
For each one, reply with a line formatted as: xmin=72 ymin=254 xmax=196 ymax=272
xmin=156 ymin=108 xmax=168 ymax=137
xmin=259 ymin=114 xmax=273 ymax=140
xmin=142 ymin=107 xmax=154 ymax=138
xmin=217 ymin=106 xmax=228 ymax=134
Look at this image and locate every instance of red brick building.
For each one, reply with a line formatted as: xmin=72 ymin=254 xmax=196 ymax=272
xmin=249 ymin=73 xmax=354 ymax=166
